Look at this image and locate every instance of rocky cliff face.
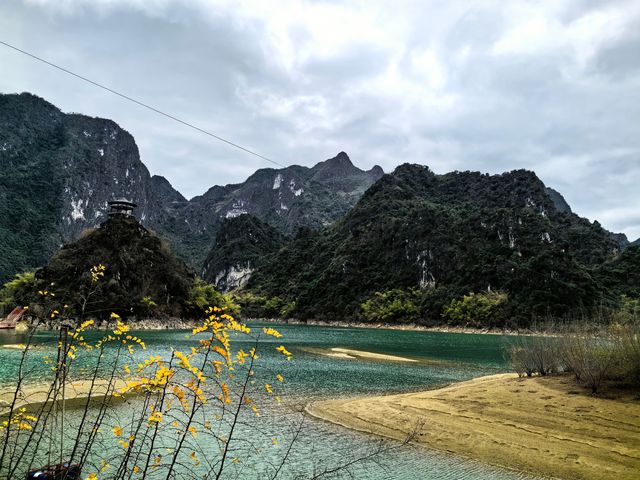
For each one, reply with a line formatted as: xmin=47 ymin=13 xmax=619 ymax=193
xmin=165 ymin=151 xmax=383 ymax=265
xmin=201 ymin=214 xmax=286 ymax=291
xmin=0 ymin=92 xmax=185 ymax=282
xmin=0 ymin=93 xmax=383 ymax=282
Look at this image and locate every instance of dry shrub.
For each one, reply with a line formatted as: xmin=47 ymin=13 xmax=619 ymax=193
xmin=508 ymin=336 xmax=561 ymax=378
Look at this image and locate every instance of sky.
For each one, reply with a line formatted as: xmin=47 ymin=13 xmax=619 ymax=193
xmin=1 ymin=0 xmax=639 ymax=240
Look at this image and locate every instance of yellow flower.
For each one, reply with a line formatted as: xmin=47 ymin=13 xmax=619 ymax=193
xmin=276 ymin=345 xmax=293 ymax=359
xmin=133 ymin=466 xmax=140 ymax=474
xmin=220 ymin=383 xmax=231 ymax=404
xmin=276 ymin=374 xmax=284 ymax=382
xmin=86 ymin=473 xmax=98 ymax=480
xmin=113 ymin=319 xmax=129 ymax=335
xmin=262 ymin=327 xmax=282 ymax=338
xmin=188 ymin=426 xmax=197 ymax=437
xmin=148 ymin=410 xmax=163 ymax=423
xmin=264 ymin=383 xmax=272 ymax=394
xmin=112 ymin=425 xmax=123 ymax=437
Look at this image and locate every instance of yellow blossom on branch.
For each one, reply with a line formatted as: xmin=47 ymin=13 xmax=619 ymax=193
xmin=276 ymin=345 xmax=293 ymax=359
xmin=262 ymin=327 xmax=282 ymax=338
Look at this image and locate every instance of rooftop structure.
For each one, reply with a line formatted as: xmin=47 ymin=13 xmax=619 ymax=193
xmin=108 ymin=198 xmax=137 ymax=217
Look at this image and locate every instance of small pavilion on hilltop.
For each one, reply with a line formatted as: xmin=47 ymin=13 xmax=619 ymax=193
xmin=108 ymin=198 xmax=137 ymax=217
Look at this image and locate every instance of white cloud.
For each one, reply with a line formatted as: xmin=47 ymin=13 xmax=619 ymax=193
xmin=2 ymin=0 xmax=640 ymax=240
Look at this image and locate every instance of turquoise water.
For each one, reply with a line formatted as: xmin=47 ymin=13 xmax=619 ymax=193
xmin=0 ymin=324 xmax=538 ymax=479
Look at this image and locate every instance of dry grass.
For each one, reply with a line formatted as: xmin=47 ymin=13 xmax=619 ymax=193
xmin=307 ymin=373 xmax=640 ymax=480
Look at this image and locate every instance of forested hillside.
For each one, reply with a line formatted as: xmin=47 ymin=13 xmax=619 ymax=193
xmin=245 ymin=164 xmax=637 ymax=326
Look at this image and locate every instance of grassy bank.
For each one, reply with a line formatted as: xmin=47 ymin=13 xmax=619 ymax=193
xmin=307 ymin=373 xmax=640 ymax=480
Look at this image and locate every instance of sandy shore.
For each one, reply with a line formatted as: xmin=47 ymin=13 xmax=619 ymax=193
xmin=307 ymin=373 xmax=640 ymax=480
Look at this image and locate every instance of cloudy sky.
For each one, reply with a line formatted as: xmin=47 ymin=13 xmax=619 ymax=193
xmin=1 ymin=0 xmax=639 ymax=239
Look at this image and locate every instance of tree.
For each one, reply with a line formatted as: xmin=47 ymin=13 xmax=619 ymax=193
xmin=442 ymin=291 xmax=508 ymax=327
xmin=360 ymin=289 xmax=421 ymax=323
xmin=0 ymin=271 xmax=36 ymax=314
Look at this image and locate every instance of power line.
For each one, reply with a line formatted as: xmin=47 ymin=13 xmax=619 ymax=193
xmin=0 ymin=40 xmax=287 ymax=169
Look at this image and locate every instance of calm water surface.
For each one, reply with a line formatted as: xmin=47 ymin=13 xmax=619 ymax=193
xmin=0 ymin=323 xmax=538 ymax=479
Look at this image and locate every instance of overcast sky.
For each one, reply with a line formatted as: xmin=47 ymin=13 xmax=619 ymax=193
xmin=1 ymin=0 xmax=639 ymax=239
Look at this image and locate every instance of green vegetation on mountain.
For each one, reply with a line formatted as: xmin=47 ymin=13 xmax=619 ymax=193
xmin=246 ymin=164 xmax=638 ymax=326
xmin=0 ymin=271 xmax=37 ymax=315
xmin=0 ymin=216 xmax=237 ymax=321
xmin=36 ymin=215 xmax=195 ymax=319
xmin=0 ymin=94 xmax=65 ymax=282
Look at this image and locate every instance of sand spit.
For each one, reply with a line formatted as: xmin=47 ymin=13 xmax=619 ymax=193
xmin=303 ymin=347 xmax=419 ymax=363
xmin=0 ymin=379 xmax=128 ymax=416
xmin=330 ymin=348 xmax=418 ymax=362
xmin=307 ymin=373 xmax=640 ymax=480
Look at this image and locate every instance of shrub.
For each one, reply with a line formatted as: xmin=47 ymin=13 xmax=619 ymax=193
xmin=442 ymin=291 xmax=508 ymax=327
xmin=610 ymin=324 xmax=640 ymax=387
xmin=611 ymin=295 xmax=640 ymax=325
xmin=185 ymin=278 xmax=237 ymax=317
xmin=508 ymin=336 xmax=561 ymax=377
xmin=360 ymin=289 xmax=421 ymax=323
xmin=231 ymin=292 xmax=294 ymax=319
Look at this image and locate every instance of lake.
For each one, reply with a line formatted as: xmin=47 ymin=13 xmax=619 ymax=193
xmin=0 ymin=323 xmax=539 ymax=479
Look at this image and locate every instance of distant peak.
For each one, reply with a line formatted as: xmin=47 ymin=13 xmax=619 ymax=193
xmin=320 ymin=151 xmax=354 ymax=168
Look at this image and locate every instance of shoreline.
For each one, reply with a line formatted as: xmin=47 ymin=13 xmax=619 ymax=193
xmin=252 ymin=317 xmax=553 ymax=336
xmin=5 ymin=317 xmax=546 ymax=335
xmin=306 ymin=373 xmax=640 ymax=480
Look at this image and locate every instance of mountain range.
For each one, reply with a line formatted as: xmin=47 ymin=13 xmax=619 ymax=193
xmin=0 ymin=92 xmax=382 ymax=283
xmin=1 ymin=92 xmax=638 ymax=326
